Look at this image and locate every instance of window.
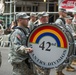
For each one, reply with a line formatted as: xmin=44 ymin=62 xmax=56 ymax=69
xmin=16 ymin=7 xmax=21 ymax=12
xmin=26 ymin=6 xmax=31 ymax=11
xmin=33 ymin=6 xmax=38 ymax=12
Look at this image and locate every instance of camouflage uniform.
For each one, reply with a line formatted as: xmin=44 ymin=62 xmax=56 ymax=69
xmin=55 ymin=17 xmax=66 ymax=73
xmin=33 ymin=65 xmax=50 ymax=75
xmin=66 ymin=24 xmax=75 ymax=36
xmin=72 ymin=18 xmax=76 ymax=57
xmin=66 ymin=23 xmax=76 ymax=65
xmin=8 ymin=26 xmax=35 ymax=75
xmin=72 ymin=12 xmax=76 ymax=33
xmin=55 ymin=17 xmax=66 ymax=28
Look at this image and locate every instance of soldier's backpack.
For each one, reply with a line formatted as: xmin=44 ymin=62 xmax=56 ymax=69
xmin=59 ymin=18 xmax=65 ymax=24
xmin=9 ymin=27 xmax=30 ymax=46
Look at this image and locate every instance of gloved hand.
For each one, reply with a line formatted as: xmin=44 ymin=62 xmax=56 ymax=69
xmin=25 ymin=48 xmax=33 ymax=53
xmin=20 ymin=46 xmax=33 ymax=53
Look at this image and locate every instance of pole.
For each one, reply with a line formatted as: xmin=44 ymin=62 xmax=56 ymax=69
xmin=47 ymin=0 xmax=49 ymax=12
xmin=10 ymin=0 xmax=12 ymax=24
xmin=5 ymin=16 xmax=7 ymax=28
xmin=14 ymin=0 xmax=16 ymax=21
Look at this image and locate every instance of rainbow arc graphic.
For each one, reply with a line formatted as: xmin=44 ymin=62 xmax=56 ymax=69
xmin=29 ymin=25 xmax=68 ymax=48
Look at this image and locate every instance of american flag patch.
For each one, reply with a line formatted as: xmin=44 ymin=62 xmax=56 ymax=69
xmin=16 ymin=34 xmax=21 ymax=40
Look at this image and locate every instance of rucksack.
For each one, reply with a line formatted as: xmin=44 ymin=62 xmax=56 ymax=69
xmin=9 ymin=27 xmax=30 ymax=46
xmin=59 ymin=18 xmax=65 ymax=24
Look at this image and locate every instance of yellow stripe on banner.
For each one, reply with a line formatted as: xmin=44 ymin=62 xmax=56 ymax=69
xmin=33 ymin=29 xmax=64 ymax=48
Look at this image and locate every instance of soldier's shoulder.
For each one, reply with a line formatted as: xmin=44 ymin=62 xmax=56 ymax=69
xmin=10 ymin=29 xmax=22 ymax=38
xmin=55 ymin=18 xmax=62 ymax=22
xmin=13 ymin=28 xmax=22 ymax=34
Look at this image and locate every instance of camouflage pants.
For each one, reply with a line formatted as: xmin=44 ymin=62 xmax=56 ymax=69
xmin=56 ymin=64 xmax=66 ymax=72
xmin=11 ymin=61 xmax=35 ymax=75
xmin=56 ymin=55 xmax=74 ymax=72
xmin=33 ymin=65 xmax=50 ymax=75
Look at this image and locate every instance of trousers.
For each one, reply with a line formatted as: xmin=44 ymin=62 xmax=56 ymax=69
xmin=11 ymin=61 xmax=35 ymax=75
xmin=33 ymin=65 xmax=50 ymax=75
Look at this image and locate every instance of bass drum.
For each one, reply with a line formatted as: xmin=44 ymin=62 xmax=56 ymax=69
xmin=73 ymin=35 xmax=76 ymax=55
xmin=65 ymin=29 xmax=75 ymax=57
xmin=27 ymin=23 xmax=75 ymax=68
xmin=56 ymin=24 xmax=75 ymax=57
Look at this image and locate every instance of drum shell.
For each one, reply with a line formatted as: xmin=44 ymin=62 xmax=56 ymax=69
xmin=65 ymin=31 xmax=74 ymax=57
xmin=73 ymin=36 xmax=76 ymax=55
xmin=56 ymin=24 xmax=75 ymax=57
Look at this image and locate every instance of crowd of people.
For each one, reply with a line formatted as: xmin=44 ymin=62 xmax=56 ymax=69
xmin=0 ymin=8 xmax=76 ymax=75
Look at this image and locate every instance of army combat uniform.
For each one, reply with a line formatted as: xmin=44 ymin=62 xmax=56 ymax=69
xmin=8 ymin=26 xmax=35 ymax=75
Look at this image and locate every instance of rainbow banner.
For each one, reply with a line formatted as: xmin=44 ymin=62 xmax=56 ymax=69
xmin=29 ymin=25 xmax=68 ymax=48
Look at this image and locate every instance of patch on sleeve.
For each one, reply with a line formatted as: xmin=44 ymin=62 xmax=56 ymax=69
xmin=16 ymin=34 xmax=21 ymax=40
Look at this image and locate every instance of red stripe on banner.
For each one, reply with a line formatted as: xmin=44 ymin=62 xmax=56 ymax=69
xmin=59 ymin=0 xmax=76 ymax=11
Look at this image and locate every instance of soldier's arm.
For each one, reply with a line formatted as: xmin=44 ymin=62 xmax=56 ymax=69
xmin=29 ymin=24 xmax=37 ymax=32
xmin=11 ymin=32 xmax=33 ymax=55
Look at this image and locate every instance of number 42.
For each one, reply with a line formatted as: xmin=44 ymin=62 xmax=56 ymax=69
xmin=39 ymin=41 xmax=51 ymax=51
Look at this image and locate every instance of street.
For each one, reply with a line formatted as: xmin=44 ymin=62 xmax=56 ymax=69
xmin=0 ymin=47 xmax=12 ymax=75
xmin=0 ymin=47 xmax=76 ymax=75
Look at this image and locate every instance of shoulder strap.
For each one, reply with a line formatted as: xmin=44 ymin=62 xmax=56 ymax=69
xmin=16 ymin=27 xmax=27 ymax=36
xmin=16 ymin=27 xmax=30 ymax=46
xmin=59 ymin=18 xmax=65 ymax=24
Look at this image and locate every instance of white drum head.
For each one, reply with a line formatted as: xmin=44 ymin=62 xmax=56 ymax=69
xmin=27 ymin=24 xmax=69 ymax=68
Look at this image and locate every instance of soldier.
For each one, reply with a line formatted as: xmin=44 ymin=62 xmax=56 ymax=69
xmin=55 ymin=8 xmax=67 ymax=28
xmin=55 ymin=8 xmax=67 ymax=75
xmin=72 ymin=12 xmax=76 ymax=32
xmin=30 ymin=11 xmax=50 ymax=75
xmin=65 ymin=16 xmax=76 ymax=36
xmin=72 ymin=12 xmax=76 ymax=65
xmin=28 ymin=12 xmax=37 ymax=28
xmin=8 ymin=12 xmax=35 ymax=75
xmin=30 ymin=11 xmax=49 ymax=31
xmin=37 ymin=12 xmax=49 ymax=24
xmin=65 ymin=15 xmax=76 ymax=72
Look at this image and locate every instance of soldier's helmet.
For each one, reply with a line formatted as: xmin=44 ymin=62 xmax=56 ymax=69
xmin=16 ymin=12 xmax=30 ymax=20
xmin=30 ymin=12 xmax=37 ymax=17
xmin=37 ymin=11 xmax=49 ymax=18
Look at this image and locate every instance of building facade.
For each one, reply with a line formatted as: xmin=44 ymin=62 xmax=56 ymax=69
xmin=0 ymin=0 xmax=58 ymax=28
